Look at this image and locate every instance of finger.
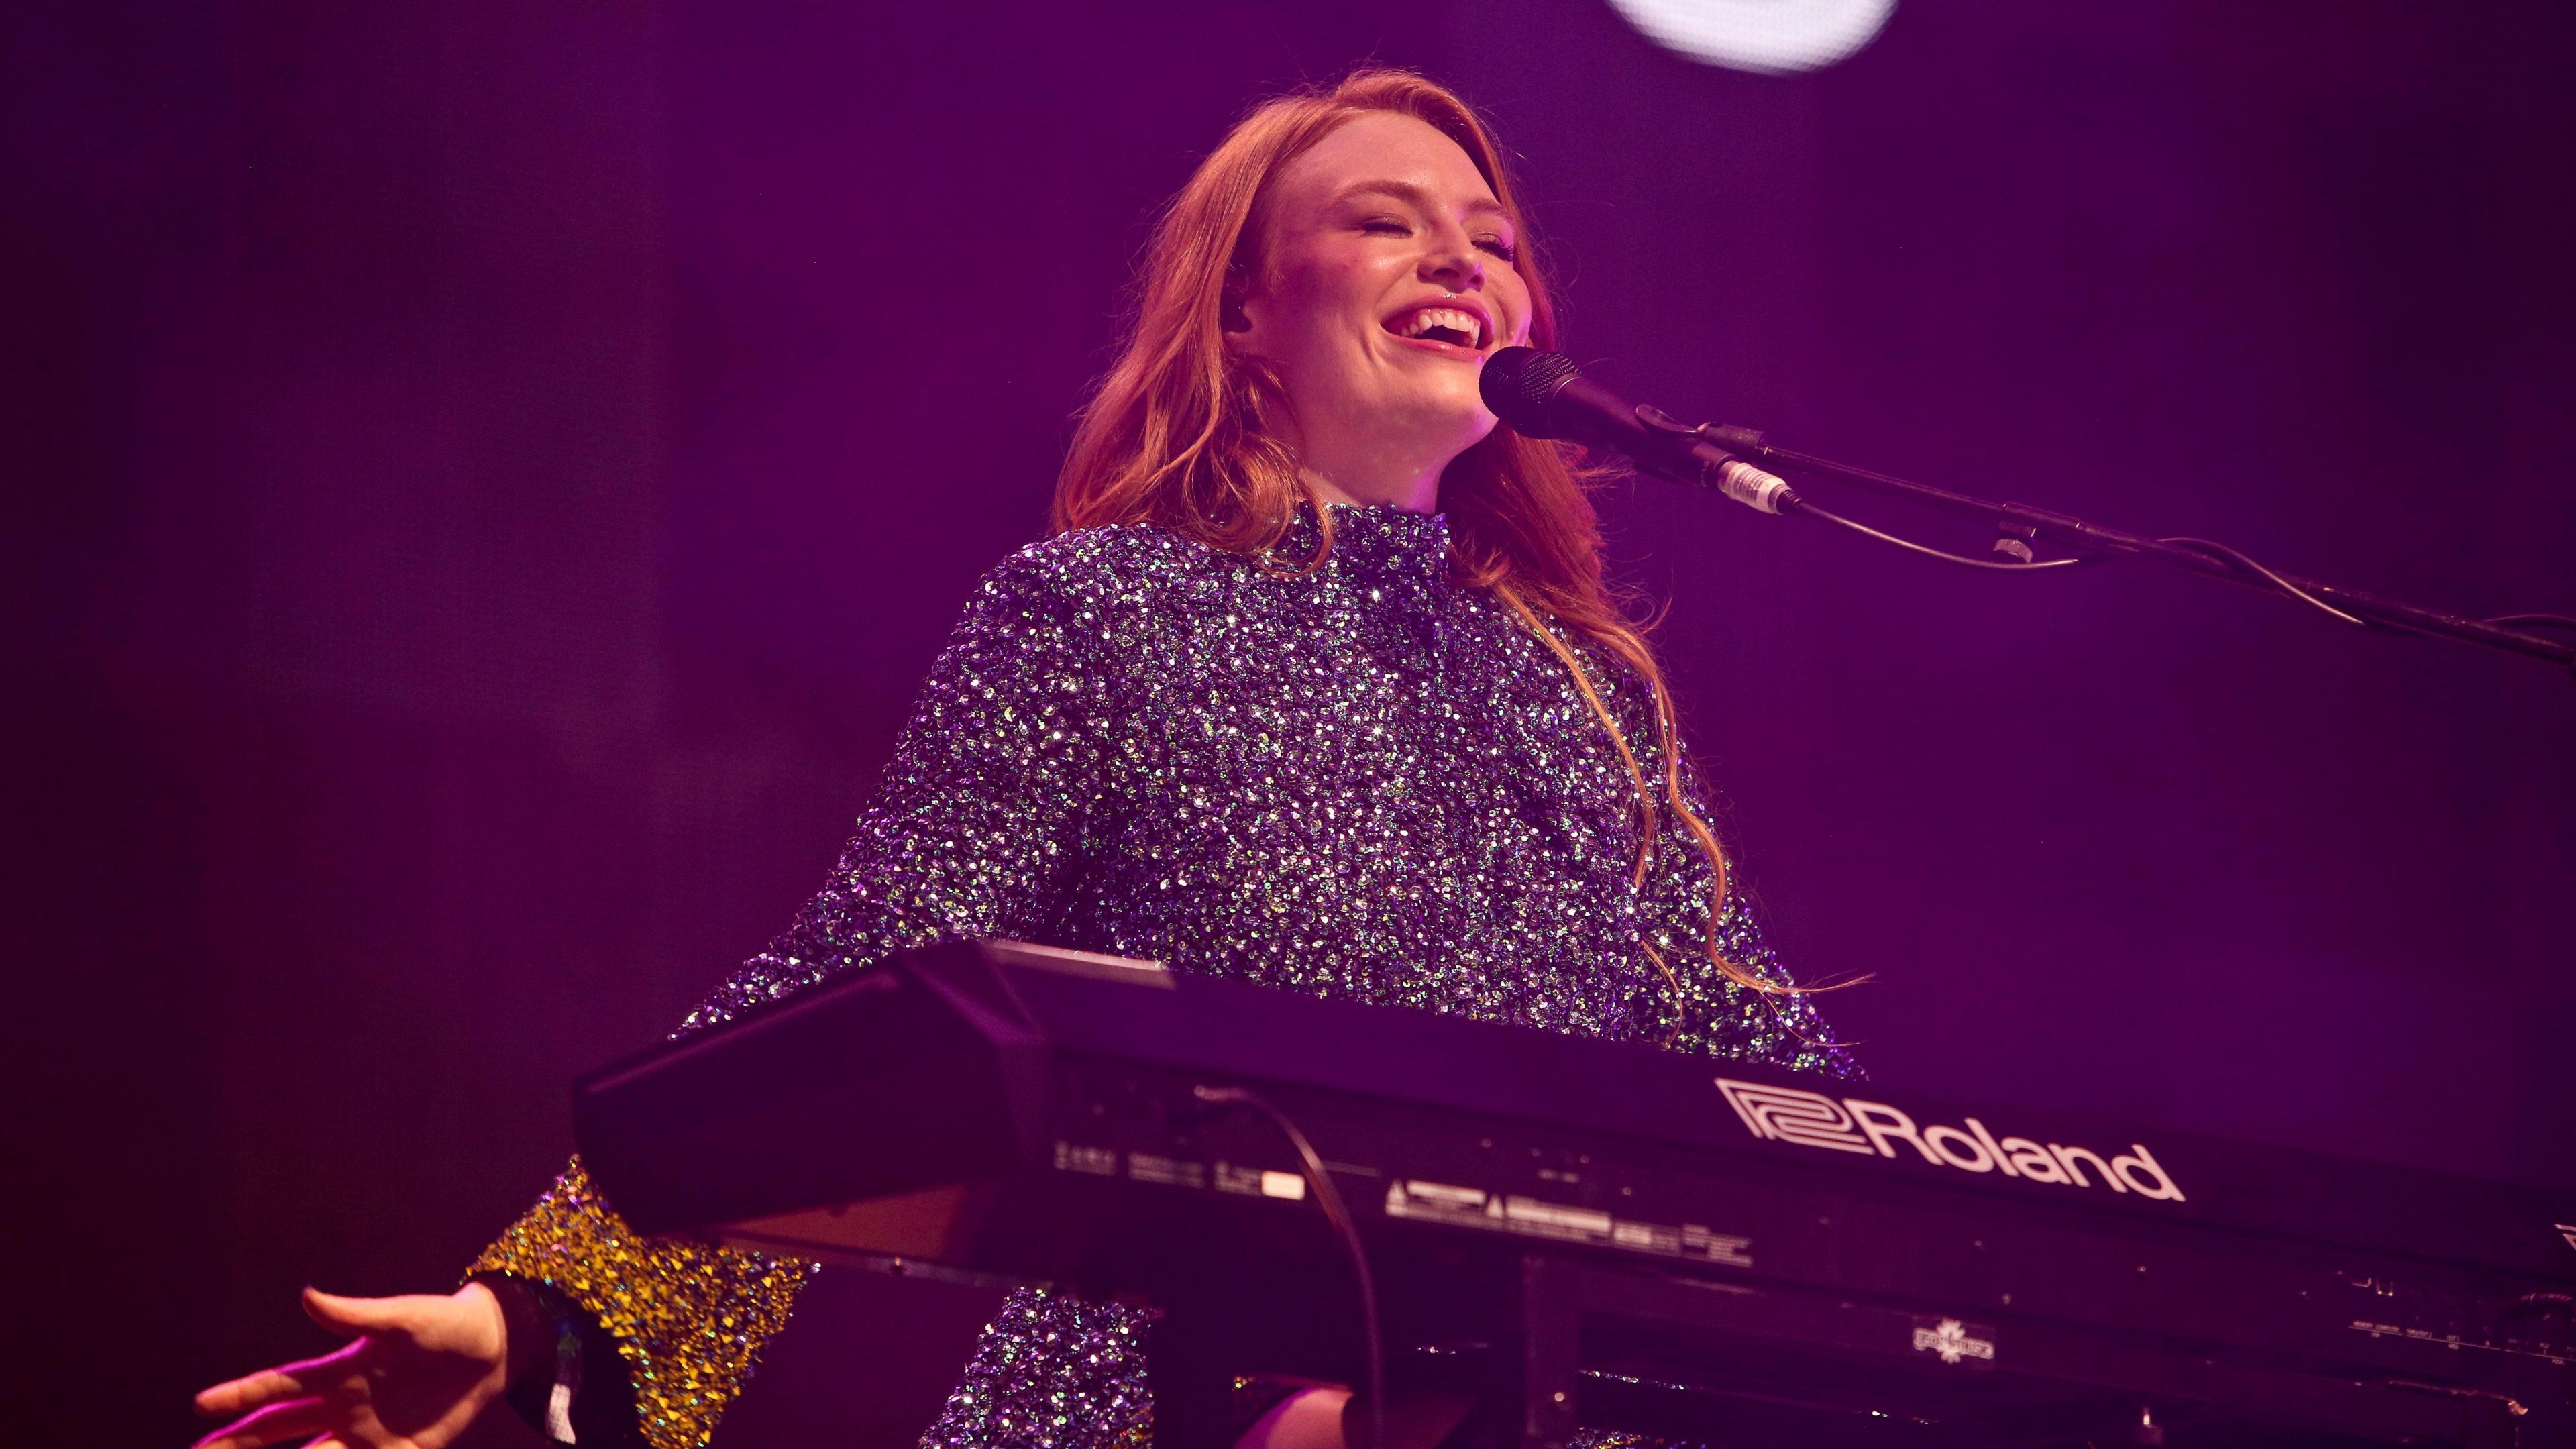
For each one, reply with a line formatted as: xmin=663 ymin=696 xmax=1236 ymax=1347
xmin=191 ymin=1395 xmax=333 ymax=1449
xmin=196 ymin=1370 xmax=284 ymax=1417
xmin=197 ymin=1340 xmax=368 ymax=1416
xmin=301 ymin=1287 xmax=413 ymax=1337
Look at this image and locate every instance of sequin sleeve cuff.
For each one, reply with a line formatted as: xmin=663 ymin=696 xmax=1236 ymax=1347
xmin=467 ymin=1156 xmax=814 ymax=1449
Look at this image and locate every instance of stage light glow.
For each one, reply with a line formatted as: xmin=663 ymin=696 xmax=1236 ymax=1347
xmin=1607 ymin=0 xmax=1895 ymax=74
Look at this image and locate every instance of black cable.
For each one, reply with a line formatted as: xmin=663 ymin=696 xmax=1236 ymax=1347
xmin=1191 ymin=1085 xmax=1385 ymax=1449
xmin=1723 ymin=429 xmax=2576 ymax=674
xmin=2157 ymin=537 xmax=2370 ymax=627
xmin=1794 ymin=500 xmax=2089 ymax=572
xmin=1799 ymin=503 xmax=2576 ymax=646
xmin=1792 ymin=492 xmax=2576 ymax=667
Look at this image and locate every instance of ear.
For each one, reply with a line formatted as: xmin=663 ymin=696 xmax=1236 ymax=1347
xmin=1219 ymin=292 xmax=1264 ymax=365
xmin=1221 ymin=266 xmax=1254 ymax=337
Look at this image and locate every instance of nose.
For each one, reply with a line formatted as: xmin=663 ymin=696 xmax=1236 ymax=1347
xmin=1421 ymin=225 xmax=1485 ymax=292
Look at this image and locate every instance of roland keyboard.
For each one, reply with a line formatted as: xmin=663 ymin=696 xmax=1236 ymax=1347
xmin=574 ymin=940 xmax=2576 ymax=1448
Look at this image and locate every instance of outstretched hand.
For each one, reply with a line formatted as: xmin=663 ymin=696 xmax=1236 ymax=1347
xmin=192 ymin=1283 xmax=510 ymax=1449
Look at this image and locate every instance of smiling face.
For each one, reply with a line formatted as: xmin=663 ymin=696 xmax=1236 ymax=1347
xmin=1230 ymin=111 xmax=1534 ymax=511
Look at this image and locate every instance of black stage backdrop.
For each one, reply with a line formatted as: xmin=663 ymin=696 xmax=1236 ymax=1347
xmin=5 ymin=1 xmax=2571 ymax=1444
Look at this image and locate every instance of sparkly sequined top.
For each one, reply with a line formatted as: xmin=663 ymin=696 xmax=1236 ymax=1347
xmin=472 ymin=504 xmax=1854 ymax=1449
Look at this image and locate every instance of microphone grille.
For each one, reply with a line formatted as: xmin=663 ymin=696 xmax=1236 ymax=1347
xmin=1479 ymin=347 xmax=1583 ymax=439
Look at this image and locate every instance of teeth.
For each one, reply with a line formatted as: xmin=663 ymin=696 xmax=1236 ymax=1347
xmin=1398 ymin=307 xmax=1482 ymax=345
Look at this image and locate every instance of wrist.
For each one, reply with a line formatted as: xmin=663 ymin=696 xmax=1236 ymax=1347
xmin=468 ymin=1273 xmax=608 ymax=1446
xmin=455 ymin=1279 xmax=511 ymax=1371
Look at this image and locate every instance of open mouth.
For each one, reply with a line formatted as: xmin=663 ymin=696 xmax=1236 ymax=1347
xmin=1383 ymin=303 xmax=1491 ymax=352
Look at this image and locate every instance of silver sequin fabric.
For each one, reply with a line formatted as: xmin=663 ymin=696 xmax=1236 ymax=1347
xmin=682 ymin=503 xmax=1854 ymax=1448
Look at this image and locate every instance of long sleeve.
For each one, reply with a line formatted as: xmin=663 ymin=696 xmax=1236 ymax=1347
xmin=457 ymin=507 xmax=1865 ymax=1449
xmin=682 ymin=545 xmax=1120 ymax=1031
xmin=468 ymin=1162 xmax=802 ymax=1449
xmin=469 ymin=547 xmax=1120 ymax=1449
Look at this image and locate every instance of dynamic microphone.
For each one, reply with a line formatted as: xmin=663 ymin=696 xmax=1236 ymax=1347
xmin=1479 ymin=347 xmax=1798 ymax=515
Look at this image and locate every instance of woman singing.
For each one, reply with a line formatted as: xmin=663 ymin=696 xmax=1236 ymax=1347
xmin=194 ymin=68 xmax=1852 ymax=1449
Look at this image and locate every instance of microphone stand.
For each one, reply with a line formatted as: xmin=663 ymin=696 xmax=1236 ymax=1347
xmin=1699 ymin=424 xmax=2576 ymax=680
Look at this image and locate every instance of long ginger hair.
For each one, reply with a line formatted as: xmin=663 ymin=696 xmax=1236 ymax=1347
xmin=1053 ymin=70 xmax=1784 ymax=1004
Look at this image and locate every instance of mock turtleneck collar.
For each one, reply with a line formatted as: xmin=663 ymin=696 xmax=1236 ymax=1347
xmin=1271 ymin=502 xmax=1451 ymax=585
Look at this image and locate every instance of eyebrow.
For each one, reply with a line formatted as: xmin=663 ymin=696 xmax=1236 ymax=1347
xmin=1330 ymin=179 xmax=1510 ymax=221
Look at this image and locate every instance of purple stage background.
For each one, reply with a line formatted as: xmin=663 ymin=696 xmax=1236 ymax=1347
xmin=6 ymin=2 xmax=2571 ymax=1444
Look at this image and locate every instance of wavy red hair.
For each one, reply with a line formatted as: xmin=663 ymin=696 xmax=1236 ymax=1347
xmin=1053 ymin=70 xmax=1784 ymax=1008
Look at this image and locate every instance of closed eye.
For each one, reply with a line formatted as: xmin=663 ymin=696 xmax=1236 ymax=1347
xmin=1359 ymin=213 xmax=1513 ymax=262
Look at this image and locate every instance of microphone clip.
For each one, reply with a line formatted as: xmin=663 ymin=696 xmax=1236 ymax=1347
xmin=1634 ymin=405 xmax=1801 ymax=517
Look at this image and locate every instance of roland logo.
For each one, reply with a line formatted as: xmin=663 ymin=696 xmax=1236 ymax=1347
xmin=1713 ymin=1079 xmax=2186 ymax=1202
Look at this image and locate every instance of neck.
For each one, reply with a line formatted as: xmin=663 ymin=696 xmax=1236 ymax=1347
xmin=1305 ymin=471 xmax=1438 ymax=513
xmin=1291 ymin=426 xmax=1457 ymax=514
